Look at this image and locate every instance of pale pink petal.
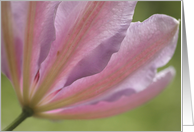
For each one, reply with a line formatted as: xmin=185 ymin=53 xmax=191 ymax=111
xmin=21 ymin=1 xmax=60 ymax=104
xmin=1 ymin=34 xmax=11 ymax=80
xmin=30 ymin=1 xmax=137 ymax=106
xmin=1 ymin=2 xmax=28 ymax=82
xmin=35 ymin=67 xmax=175 ymax=119
xmin=34 ymin=14 xmax=179 ymax=112
xmin=1 ymin=1 xmax=25 ymax=103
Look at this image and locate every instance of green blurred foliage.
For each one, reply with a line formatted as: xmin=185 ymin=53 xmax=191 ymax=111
xmin=1 ymin=1 xmax=181 ymax=131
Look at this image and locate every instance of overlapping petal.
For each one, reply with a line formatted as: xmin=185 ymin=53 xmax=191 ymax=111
xmin=1 ymin=1 xmax=61 ymax=105
xmin=1 ymin=1 xmax=179 ymax=121
xmin=34 ymin=14 xmax=179 ymax=112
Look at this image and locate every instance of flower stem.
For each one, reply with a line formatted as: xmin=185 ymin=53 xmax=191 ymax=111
xmin=3 ymin=107 xmax=33 ymax=131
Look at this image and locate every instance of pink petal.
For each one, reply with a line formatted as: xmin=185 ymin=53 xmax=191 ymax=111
xmin=35 ymin=14 xmax=179 ymax=112
xmin=10 ymin=1 xmax=29 ymax=42
xmin=21 ymin=1 xmax=60 ymax=104
xmin=30 ymin=1 xmax=137 ymax=106
xmin=35 ymin=67 xmax=175 ymax=119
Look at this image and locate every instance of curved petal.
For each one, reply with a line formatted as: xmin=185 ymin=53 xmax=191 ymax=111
xmin=35 ymin=67 xmax=175 ymax=119
xmin=30 ymin=1 xmax=137 ymax=106
xmin=21 ymin=1 xmax=60 ymax=104
xmin=35 ymin=14 xmax=179 ymax=112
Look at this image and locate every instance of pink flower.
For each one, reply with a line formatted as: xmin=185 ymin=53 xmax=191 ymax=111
xmin=1 ymin=1 xmax=179 ymax=120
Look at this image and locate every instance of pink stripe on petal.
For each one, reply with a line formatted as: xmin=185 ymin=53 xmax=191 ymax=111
xmin=36 ymin=67 xmax=175 ymax=119
xmin=22 ymin=1 xmax=60 ymax=104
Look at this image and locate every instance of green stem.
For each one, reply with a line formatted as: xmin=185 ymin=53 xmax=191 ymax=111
xmin=3 ymin=107 xmax=33 ymax=131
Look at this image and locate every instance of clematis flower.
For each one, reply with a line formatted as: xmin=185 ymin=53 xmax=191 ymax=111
xmin=1 ymin=1 xmax=179 ymax=130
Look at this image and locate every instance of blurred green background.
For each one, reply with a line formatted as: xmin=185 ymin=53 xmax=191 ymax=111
xmin=1 ymin=1 xmax=181 ymax=131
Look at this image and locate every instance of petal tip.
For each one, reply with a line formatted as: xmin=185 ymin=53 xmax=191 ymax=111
xmin=166 ymin=66 xmax=176 ymax=77
xmin=152 ymin=14 xmax=180 ymax=28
